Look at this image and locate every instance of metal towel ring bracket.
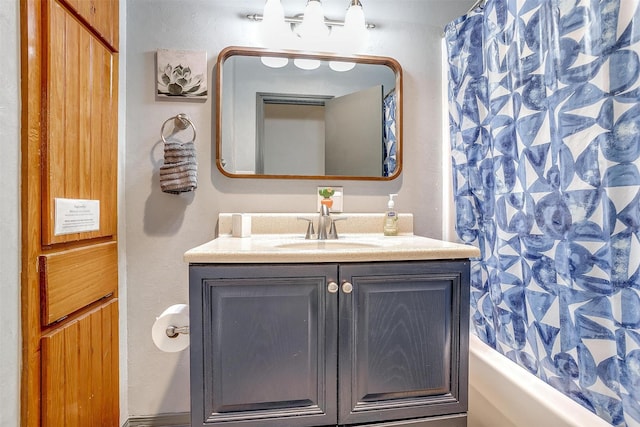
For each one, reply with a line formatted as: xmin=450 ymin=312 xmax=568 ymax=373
xmin=160 ymin=113 xmax=197 ymax=144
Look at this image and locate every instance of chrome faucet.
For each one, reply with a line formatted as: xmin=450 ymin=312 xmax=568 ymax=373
xmin=317 ymin=204 xmax=333 ymax=240
xmin=298 ymin=205 xmax=346 ymax=240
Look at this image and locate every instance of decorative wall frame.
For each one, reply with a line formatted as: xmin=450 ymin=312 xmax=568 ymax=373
xmin=156 ymin=49 xmax=207 ymax=99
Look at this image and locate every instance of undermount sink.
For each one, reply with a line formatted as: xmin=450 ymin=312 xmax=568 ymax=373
xmin=275 ymin=240 xmax=382 ymax=250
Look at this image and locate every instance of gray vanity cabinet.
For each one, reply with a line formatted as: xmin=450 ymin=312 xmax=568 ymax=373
xmin=189 ymin=260 xmax=470 ymax=427
xmin=190 ymin=264 xmax=338 ymax=427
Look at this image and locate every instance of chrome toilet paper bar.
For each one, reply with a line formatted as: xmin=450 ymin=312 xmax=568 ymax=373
xmin=165 ymin=325 xmax=190 ymax=338
xmin=152 ymin=304 xmax=190 ymax=352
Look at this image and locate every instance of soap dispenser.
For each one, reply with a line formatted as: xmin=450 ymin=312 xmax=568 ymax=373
xmin=383 ymin=194 xmax=398 ymax=236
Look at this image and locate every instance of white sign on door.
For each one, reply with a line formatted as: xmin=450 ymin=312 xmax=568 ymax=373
xmin=54 ymin=198 xmax=100 ymax=236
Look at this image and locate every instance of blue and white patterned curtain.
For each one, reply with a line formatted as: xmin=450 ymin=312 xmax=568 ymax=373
xmin=383 ymin=90 xmax=397 ymax=176
xmin=445 ymin=0 xmax=640 ymax=425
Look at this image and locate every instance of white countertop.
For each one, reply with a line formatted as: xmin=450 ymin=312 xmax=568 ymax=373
xmin=184 ymin=233 xmax=480 ymax=264
xmin=184 ymin=213 xmax=480 ymax=264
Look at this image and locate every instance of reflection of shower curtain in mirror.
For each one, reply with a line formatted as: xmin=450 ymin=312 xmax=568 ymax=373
xmin=445 ymin=1 xmax=640 ymax=425
xmin=383 ymin=91 xmax=397 ymax=176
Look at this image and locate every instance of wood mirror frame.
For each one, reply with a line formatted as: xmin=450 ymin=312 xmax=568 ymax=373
xmin=215 ymin=46 xmax=403 ymax=180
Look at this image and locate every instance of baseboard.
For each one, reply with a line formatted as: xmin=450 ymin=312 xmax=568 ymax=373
xmin=123 ymin=412 xmax=190 ymax=427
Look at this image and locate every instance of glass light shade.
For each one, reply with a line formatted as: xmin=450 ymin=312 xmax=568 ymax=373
xmin=263 ymin=0 xmax=284 ymax=22
xmin=298 ymin=0 xmax=329 ymax=44
xmin=260 ymin=0 xmax=291 ymax=48
xmin=342 ymin=3 xmax=368 ymax=52
xmin=345 ymin=3 xmax=366 ymax=30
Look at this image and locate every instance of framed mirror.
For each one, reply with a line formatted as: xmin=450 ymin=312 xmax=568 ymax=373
xmin=216 ymin=46 xmax=402 ymax=180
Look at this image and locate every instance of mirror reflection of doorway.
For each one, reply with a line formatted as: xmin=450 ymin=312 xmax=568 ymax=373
xmin=256 ymin=85 xmax=383 ymax=176
xmin=261 ymin=102 xmax=326 ymax=175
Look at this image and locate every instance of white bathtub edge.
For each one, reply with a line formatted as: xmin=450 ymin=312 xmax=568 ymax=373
xmin=468 ymin=334 xmax=611 ymax=427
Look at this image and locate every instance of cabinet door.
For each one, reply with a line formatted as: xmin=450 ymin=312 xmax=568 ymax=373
xmin=190 ymin=264 xmax=339 ymax=427
xmin=338 ymin=261 xmax=470 ymax=425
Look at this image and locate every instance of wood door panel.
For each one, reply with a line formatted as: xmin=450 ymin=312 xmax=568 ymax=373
xmin=39 ymin=241 xmax=117 ymax=324
xmin=61 ymin=0 xmax=119 ymax=49
xmin=43 ymin=0 xmax=118 ymax=245
xmin=41 ymin=299 xmax=119 ymax=427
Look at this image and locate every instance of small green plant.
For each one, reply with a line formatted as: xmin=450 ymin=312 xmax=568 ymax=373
xmin=318 ymin=187 xmax=335 ymax=198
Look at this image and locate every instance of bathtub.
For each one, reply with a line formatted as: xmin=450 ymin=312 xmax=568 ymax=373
xmin=467 ymin=334 xmax=611 ymax=427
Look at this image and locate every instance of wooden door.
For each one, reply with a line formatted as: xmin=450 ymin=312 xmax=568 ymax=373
xmin=189 ymin=264 xmax=339 ymax=427
xmin=20 ymin=0 xmax=119 ymax=426
xmin=338 ymin=261 xmax=470 ymax=425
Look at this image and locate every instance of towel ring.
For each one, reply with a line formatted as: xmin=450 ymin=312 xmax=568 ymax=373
xmin=161 ymin=113 xmax=196 ymax=144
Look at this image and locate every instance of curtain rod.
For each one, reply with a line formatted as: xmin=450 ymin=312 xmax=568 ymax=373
xmin=467 ymin=0 xmax=486 ymax=14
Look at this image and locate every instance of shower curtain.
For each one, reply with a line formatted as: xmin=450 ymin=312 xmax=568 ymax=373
xmin=445 ymin=0 xmax=640 ymax=425
xmin=383 ymin=91 xmax=398 ymax=176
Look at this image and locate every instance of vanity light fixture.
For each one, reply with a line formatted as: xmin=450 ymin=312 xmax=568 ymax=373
xmin=249 ymin=0 xmax=372 ymax=70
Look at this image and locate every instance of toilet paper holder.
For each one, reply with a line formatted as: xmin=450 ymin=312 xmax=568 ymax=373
xmin=166 ymin=325 xmax=190 ymax=338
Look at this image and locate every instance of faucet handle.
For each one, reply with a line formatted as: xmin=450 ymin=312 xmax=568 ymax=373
xmin=328 ymin=217 xmax=347 ymax=240
xmin=297 ymin=217 xmax=315 ymax=239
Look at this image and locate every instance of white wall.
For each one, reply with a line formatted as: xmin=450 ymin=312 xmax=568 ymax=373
xmin=1 ymin=0 xmax=20 ymax=426
xmin=125 ymin=0 xmax=471 ymax=416
xmin=118 ymin=0 xmax=128 ymax=423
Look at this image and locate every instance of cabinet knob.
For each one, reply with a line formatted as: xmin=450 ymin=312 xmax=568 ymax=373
xmin=342 ymin=281 xmax=353 ymax=294
xmin=327 ymin=281 xmax=339 ymax=293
